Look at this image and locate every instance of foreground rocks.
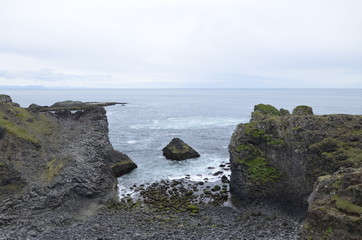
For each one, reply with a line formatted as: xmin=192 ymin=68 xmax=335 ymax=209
xmin=301 ymin=168 xmax=362 ymax=240
xmin=163 ymin=137 xmax=200 ymax=160
xmin=229 ymin=104 xmax=362 ymax=238
xmin=0 ymin=98 xmax=136 ymax=238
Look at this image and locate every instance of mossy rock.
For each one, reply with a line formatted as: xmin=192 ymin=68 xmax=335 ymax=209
xmin=162 ymin=138 xmax=200 ymax=161
xmin=292 ymin=105 xmax=313 ymax=115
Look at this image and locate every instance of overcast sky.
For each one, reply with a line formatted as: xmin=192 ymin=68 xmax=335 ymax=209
xmin=0 ymin=0 xmax=361 ymax=88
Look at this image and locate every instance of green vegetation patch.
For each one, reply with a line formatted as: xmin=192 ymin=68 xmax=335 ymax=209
xmin=236 ymin=144 xmax=280 ymax=183
xmin=0 ymin=105 xmax=55 ymax=144
xmin=254 ymin=104 xmax=280 ymax=116
xmin=333 ymin=194 xmax=362 ymax=215
xmin=240 ymin=157 xmax=280 ymax=184
xmin=42 ymin=156 xmax=68 ymax=182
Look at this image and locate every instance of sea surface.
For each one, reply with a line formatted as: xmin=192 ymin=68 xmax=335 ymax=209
xmin=3 ymin=88 xmax=362 ymax=197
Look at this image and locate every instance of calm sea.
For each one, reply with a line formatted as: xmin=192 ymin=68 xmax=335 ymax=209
xmin=3 ymin=88 xmax=362 ymax=197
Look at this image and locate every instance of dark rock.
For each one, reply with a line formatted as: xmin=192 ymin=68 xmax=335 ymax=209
xmin=229 ymin=104 xmax=362 ymax=215
xmin=162 ymin=138 xmax=200 ymax=160
xmin=28 ymin=104 xmax=43 ymax=112
xmin=301 ymin=168 xmax=362 ymax=240
xmin=107 ymin=150 xmax=137 ymax=178
xmin=0 ymin=94 xmax=12 ymax=103
xmin=279 ymin=108 xmax=290 ymax=116
xmin=0 ymin=99 xmax=126 ymax=237
xmin=221 ymin=175 xmax=230 ymax=183
xmin=51 ymin=100 xmax=87 ymax=108
xmin=213 ymin=171 xmax=223 ymax=176
xmin=292 ymin=105 xmax=313 ymax=115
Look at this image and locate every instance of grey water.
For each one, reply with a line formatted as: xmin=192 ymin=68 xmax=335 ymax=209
xmin=3 ymin=88 xmax=362 ymax=197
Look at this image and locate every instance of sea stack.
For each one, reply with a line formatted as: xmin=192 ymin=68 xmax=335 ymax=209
xmin=162 ymin=138 xmax=200 ymax=161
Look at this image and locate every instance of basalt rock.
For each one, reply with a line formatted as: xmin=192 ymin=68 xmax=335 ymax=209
xmin=107 ymin=149 xmax=137 ymax=178
xmin=162 ymin=138 xmax=200 ymax=160
xmin=301 ymin=168 xmax=362 ymax=240
xmin=229 ymin=104 xmax=362 ymax=216
xmin=0 ymin=99 xmax=136 ymax=238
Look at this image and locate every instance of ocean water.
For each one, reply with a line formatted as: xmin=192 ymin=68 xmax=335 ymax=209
xmin=3 ymin=88 xmax=362 ymax=197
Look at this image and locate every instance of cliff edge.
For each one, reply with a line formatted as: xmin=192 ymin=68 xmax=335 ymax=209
xmin=0 ymin=96 xmax=136 ymax=238
xmin=229 ymin=104 xmax=362 ymax=215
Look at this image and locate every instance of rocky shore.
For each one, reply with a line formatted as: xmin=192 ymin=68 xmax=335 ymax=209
xmin=1 ymin=96 xmax=361 ymax=239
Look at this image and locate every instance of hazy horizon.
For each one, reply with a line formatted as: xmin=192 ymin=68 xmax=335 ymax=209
xmin=1 ymin=0 xmax=361 ymax=88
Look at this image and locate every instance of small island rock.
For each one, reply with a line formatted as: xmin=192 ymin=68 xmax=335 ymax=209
xmin=162 ymin=138 xmax=200 ymax=160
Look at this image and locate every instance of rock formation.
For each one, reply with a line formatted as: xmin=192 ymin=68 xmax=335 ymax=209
xmin=229 ymin=104 xmax=362 ymax=216
xmin=301 ymin=168 xmax=362 ymax=240
xmin=162 ymin=138 xmax=200 ymax=160
xmin=0 ymin=98 xmax=136 ymax=238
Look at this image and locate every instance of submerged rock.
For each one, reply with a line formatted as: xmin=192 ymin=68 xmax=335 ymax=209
xmin=162 ymin=138 xmax=200 ymax=161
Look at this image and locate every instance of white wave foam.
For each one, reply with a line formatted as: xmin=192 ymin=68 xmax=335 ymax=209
xmin=130 ymin=116 xmax=243 ymax=130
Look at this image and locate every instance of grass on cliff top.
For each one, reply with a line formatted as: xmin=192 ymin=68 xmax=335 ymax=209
xmin=0 ymin=104 xmax=55 ymax=144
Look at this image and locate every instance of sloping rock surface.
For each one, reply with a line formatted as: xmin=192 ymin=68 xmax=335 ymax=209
xmin=301 ymin=168 xmax=362 ymax=240
xmin=0 ymin=99 xmax=136 ymax=238
xmin=229 ymin=104 xmax=362 ymax=215
xmin=163 ymin=138 xmax=200 ymax=160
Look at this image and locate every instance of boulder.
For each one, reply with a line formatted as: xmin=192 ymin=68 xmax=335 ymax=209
xmin=107 ymin=150 xmax=137 ymax=177
xmin=292 ymin=105 xmax=314 ymax=115
xmin=0 ymin=94 xmax=12 ymax=103
xmin=162 ymin=138 xmax=200 ymax=160
xmin=301 ymin=168 xmax=362 ymax=240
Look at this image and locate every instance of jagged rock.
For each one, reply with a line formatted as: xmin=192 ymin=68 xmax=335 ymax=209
xmin=107 ymin=150 xmax=137 ymax=177
xmin=301 ymin=168 xmax=362 ymax=240
xmin=279 ymin=108 xmax=290 ymax=116
xmin=0 ymin=99 xmax=136 ymax=237
xmin=162 ymin=138 xmax=200 ymax=160
xmin=0 ymin=94 xmax=12 ymax=103
xmin=229 ymin=104 xmax=362 ymax=215
xmin=292 ymin=105 xmax=314 ymax=115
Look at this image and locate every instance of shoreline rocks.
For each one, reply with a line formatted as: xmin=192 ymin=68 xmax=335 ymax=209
xmin=162 ymin=138 xmax=200 ymax=160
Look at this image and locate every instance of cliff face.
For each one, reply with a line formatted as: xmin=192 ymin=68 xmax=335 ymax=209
xmin=229 ymin=104 xmax=362 ymax=215
xmin=0 ymin=98 xmax=135 ymax=237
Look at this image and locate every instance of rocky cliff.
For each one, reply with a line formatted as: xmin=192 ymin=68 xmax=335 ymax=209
xmin=0 ymin=96 xmax=136 ymax=238
xmin=229 ymin=104 xmax=362 ymax=216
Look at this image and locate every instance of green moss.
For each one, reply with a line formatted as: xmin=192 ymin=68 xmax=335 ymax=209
xmin=240 ymin=157 xmax=280 ymax=184
xmin=43 ymin=156 xmax=67 ymax=182
xmin=292 ymin=105 xmax=314 ymax=115
xmin=254 ymin=104 xmax=280 ymax=116
xmin=333 ymin=195 xmax=362 ymax=215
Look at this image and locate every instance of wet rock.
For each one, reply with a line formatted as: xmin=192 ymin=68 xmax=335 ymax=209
xmin=107 ymin=150 xmax=137 ymax=178
xmin=162 ymin=138 xmax=200 ymax=161
xmin=221 ymin=175 xmax=230 ymax=183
